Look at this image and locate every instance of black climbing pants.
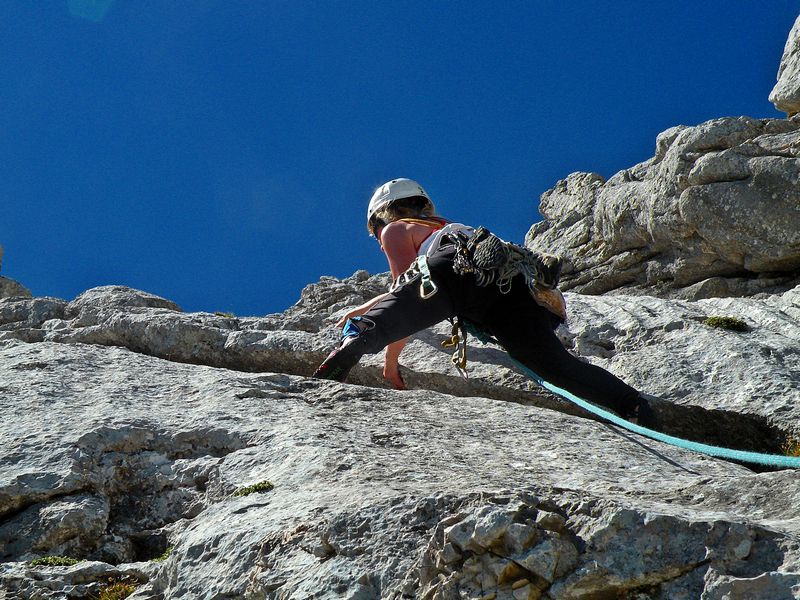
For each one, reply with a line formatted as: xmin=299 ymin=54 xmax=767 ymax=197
xmin=326 ymin=244 xmax=640 ymax=416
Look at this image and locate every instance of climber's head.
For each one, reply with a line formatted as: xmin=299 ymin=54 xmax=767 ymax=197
xmin=366 ymin=178 xmax=436 ymax=237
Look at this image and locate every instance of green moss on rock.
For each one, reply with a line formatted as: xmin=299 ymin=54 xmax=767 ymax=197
xmin=151 ymin=546 xmax=174 ymax=562
xmin=233 ymin=480 xmax=274 ymax=497
xmin=96 ymin=580 xmax=137 ymax=600
xmin=30 ymin=556 xmax=79 ymax=567
xmin=703 ymin=316 xmax=749 ymax=332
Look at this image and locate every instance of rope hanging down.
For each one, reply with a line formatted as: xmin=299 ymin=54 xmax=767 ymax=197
xmin=462 ymin=322 xmax=800 ymax=469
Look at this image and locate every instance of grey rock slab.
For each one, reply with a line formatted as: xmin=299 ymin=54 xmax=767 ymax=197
xmin=770 ymin=15 xmax=800 ymax=116
xmin=1 ymin=340 xmax=800 ymax=598
xmin=0 ymin=493 xmax=109 ymax=560
xmin=2 ymin=284 xmax=551 ymax=409
xmin=1 ymin=278 xmax=798 ymax=447
xmin=0 ymin=276 xmax=32 ymax=300
xmin=66 ymin=286 xmax=182 ymax=321
xmin=525 ymin=117 xmax=800 ymax=298
xmin=0 ymin=296 xmax=67 ymax=329
xmin=560 ymin=285 xmax=800 ymax=438
xmin=0 ymin=278 xmax=796 ymax=596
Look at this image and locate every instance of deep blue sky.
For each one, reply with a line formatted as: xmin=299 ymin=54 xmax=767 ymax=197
xmin=2 ymin=2 xmax=797 ymax=315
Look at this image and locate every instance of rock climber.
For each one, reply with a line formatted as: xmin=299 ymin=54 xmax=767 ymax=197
xmin=312 ymin=178 xmax=656 ymax=425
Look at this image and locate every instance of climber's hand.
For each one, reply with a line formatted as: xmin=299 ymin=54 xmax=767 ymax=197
xmin=383 ymin=363 xmax=406 ymax=390
xmin=335 ymin=308 xmax=363 ymax=329
xmin=334 ymin=292 xmax=391 ymax=329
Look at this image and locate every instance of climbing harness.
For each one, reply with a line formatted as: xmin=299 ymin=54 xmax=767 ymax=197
xmin=388 ymin=225 xmax=566 ymax=374
xmin=390 ymin=255 xmax=438 ymax=298
xmin=460 ymin=320 xmax=800 ymax=469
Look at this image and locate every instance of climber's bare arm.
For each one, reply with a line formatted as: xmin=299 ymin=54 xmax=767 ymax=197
xmin=334 ymin=293 xmax=390 ymax=328
xmin=334 ymin=222 xmax=423 ymax=390
xmin=378 ymin=222 xmax=420 ymax=390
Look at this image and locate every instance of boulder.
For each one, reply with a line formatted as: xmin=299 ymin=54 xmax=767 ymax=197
xmin=0 ymin=276 xmax=32 ymax=300
xmin=66 ymin=286 xmax=181 ymax=323
xmin=770 ymin=15 xmax=800 ymax=116
xmin=526 ymin=117 xmax=800 ymax=298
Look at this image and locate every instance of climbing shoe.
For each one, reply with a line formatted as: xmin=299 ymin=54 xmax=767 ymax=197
xmin=312 ymin=339 xmax=360 ymax=382
xmin=311 ymin=317 xmax=374 ymax=382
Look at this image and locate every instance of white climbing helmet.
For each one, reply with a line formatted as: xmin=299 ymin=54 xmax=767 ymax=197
xmin=366 ymin=178 xmax=435 ymax=236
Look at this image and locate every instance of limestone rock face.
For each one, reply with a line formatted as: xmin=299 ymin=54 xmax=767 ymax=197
xmin=2 ymin=281 xmax=798 ymax=443
xmin=4 ymin=19 xmax=800 ymax=596
xmin=2 ymin=339 xmax=800 ymax=600
xmin=770 ymin=15 xmax=800 ymax=115
xmin=0 ymin=245 xmax=33 ymax=299
xmin=0 ymin=276 xmax=799 ymax=599
xmin=525 ymin=117 xmax=800 ymax=299
xmin=67 ymin=286 xmax=182 ymax=322
xmin=0 ymin=276 xmax=32 ymax=300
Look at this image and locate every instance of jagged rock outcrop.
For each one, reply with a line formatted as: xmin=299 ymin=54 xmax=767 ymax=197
xmin=0 ymin=277 xmax=30 ymax=300
xmin=525 ymin=116 xmax=800 ymax=299
xmin=1 ymin=277 xmax=799 ymax=599
xmin=771 ymin=15 xmax=800 ymax=116
xmin=0 ymin=247 xmax=33 ymax=300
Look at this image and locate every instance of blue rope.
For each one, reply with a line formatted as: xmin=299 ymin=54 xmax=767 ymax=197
xmin=464 ymin=322 xmax=800 ymax=469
